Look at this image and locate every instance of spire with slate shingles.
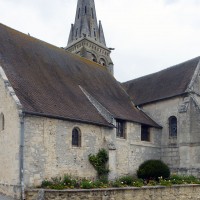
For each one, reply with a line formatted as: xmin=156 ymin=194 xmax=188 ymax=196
xmin=67 ymin=0 xmax=105 ymax=46
xmin=66 ymin=0 xmax=114 ymax=75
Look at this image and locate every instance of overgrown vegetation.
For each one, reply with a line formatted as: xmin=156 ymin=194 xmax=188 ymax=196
xmin=137 ymin=160 xmax=170 ymax=180
xmin=40 ymin=174 xmax=200 ymax=190
xmin=88 ymin=149 xmax=109 ymax=180
xmin=40 ymin=158 xmax=200 ymax=190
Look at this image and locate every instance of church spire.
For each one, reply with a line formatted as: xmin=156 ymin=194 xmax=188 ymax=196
xmin=66 ymin=0 xmax=114 ymax=75
xmin=67 ymin=0 xmax=104 ymax=46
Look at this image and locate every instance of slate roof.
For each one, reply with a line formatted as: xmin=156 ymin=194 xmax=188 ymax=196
xmin=0 ymin=23 xmax=159 ymax=128
xmin=123 ymin=57 xmax=200 ymax=106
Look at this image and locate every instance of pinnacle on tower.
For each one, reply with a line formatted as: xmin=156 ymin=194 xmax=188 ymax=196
xmin=66 ymin=0 xmax=114 ymax=75
xmin=67 ymin=0 xmax=106 ymax=46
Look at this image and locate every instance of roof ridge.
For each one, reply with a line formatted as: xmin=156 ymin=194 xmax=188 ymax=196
xmin=123 ymin=56 xmax=200 ymax=84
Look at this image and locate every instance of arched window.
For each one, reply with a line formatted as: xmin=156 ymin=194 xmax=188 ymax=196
xmin=0 ymin=113 xmax=5 ymax=131
xmin=91 ymin=54 xmax=97 ymax=62
xmin=99 ymin=58 xmax=106 ymax=66
xmin=169 ymin=116 xmax=177 ymax=138
xmin=72 ymin=128 xmax=81 ymax=147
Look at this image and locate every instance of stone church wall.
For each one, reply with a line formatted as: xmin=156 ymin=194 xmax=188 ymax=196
xmin=23 ymin=116 xmax=110 ymax=187
xmin=23 ymin=116 xmax=161 ymax=187
xmin=0 ymin=69 xmax=21 ymax=199
xmin=141 ymin=95 xmax=200 ymax=176
xmin=180 ymin=97 xmax=200 ymax=177
xmin=141 ymin=97 xmax=186 ymax=172
xmin=115 ymin=123 xmax=161 ymax=177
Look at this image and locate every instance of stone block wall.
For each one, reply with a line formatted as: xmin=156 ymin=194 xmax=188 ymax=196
xmin=141 ymin=97 xmax=188 ymax=171
xmin=0 ymin=67 xmax=21 ymax=199
xmin=25 ymin=185 xmax=200 ymax=200
xmin=23 ymin=116 xmax=161 ymax=187
xmin=23 ymin=116 xmax=111 ymax=187
xmin=140 ymin=94 xmax=200 ymax=177
xmin=126 ymin=123 xmax=161 ymax=174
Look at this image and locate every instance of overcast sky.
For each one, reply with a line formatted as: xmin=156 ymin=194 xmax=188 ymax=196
xmin=1 ymin=0 xmax=200 ymax=82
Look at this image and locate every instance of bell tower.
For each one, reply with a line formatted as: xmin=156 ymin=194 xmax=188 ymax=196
xmin=65 ymin=0 xmax=114 ymax=75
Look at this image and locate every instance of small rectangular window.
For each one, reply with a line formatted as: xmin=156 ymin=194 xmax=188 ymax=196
xmin=116 ymin=119 xmax=126 ymax=138
xmin=141 ymin=125 xmax=150 ymax=142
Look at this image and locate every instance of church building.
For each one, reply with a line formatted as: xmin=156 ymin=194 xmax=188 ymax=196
xmin=0 ymin=0 xmax=200 ymax=199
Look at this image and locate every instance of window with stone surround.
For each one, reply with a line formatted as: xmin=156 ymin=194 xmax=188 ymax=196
xmin=91 ymin=54 xmax=97 ymax=62
xmin=141 ymin=125 xmax=150 ymax=142
xmin=0 ymin=113 xmax=4 ymax=131
xmin=72 ymin=127 xmax=81 ymax=147
xmin=116 ymin=119 xmax=126 ymax=139
xmin=169 ymin=116 xmax=177 ymax=138
xmin=99 ymin=58 xmax=106 ymax=66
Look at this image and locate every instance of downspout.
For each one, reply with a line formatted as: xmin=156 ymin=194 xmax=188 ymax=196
xmin=19 ymin=112 xmax=25 ymax=200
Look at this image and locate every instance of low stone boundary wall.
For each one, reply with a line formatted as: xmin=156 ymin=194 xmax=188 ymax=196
xmin=26 ymin=185 xmax=200 ymax=200
xmin=0 ymin=183 xmax=20 ymax=199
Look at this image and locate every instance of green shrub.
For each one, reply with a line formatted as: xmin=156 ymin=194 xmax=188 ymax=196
xmin=137 ymin=160 xmax=170 ymax=180
xmin=132 ymin=179 xmax=144 ymax=187
xmin=41 ymin=179 xmax=53 ymax=188
xmin=147 ymin=180 xmax=157 ymax=186
xmin=93 ymin=180 xmax=104 ymax=188
xmin=62 ymin=175 xmax=77 ymax=188
xmin=170 ymin=174 xmax=185 ymax=184
xmin=50 ymin=184 xmax=65 ymax=190
xmin=170 ymin=174 xmax=200 ymax=184
xmin=119 ymin=176 xmax=134 ymax=186
xmin=88 ymin=149 xmax=109 ymax=179
xmin=80 ymin=179 xmax=94 ymax=189
xmin=158 ymin=177 xmax=172 ymax=187
xmin=51 ymin=177 xmax=63 ymax=185
xmin=111 ymin=180 xmax=124 ymax=187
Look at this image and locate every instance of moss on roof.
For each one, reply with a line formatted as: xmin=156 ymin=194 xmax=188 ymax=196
xmin=0 ymin=23 xmax=159 ymax=127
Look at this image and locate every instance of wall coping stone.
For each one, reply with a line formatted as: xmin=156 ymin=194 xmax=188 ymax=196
xmin=26 ymin=184 xmax=200 ymax=192
xmin=25 ymin=185 xmax=200 ymax=200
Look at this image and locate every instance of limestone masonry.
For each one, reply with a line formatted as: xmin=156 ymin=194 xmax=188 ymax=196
xmin=0 ymin=0 xmax=200 ymax=199
xmin=26 ymin=185 xmax=200 ymax=200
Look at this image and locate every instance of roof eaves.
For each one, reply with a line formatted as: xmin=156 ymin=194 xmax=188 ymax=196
xmin=136 ymin=92 xmax=188 ymax=106
xmin=117 ymin=118 xmax=162 ymax=128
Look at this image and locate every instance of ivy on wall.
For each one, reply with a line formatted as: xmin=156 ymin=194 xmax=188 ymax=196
xmin=88 ymin=148 xmax=109 ymax=180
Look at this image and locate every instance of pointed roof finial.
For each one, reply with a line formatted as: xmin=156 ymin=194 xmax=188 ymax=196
xmin=67 ymin=0 xmax=106 ymax=47
xmin=99 ymin=20 xmax=106 ymax=46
